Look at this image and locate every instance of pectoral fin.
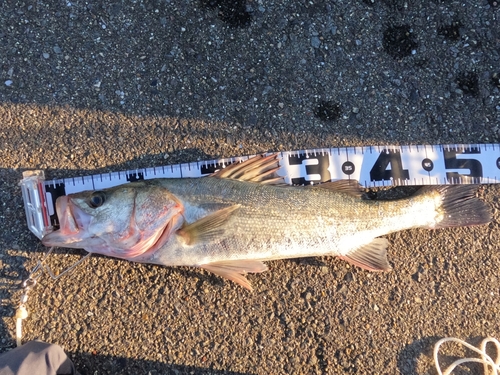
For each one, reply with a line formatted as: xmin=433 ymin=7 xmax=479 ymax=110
xmin=200 ymin=260 xmax=268 ymax=291
xmin=177 ymin=205 xmax=240 ymax=245
xmin=338 ymin=238 xmax=391 ymax=271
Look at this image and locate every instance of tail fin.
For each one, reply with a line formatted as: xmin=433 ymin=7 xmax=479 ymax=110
xmin=424 ymin=185 xmax=491 ymax=228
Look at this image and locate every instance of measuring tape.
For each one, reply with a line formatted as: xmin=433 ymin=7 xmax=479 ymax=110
xmin=20 ymin=144 xmax=500 ymax=239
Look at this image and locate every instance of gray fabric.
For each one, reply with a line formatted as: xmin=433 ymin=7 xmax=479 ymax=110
xmin=0 ymin=341 xmax=79 ymax=375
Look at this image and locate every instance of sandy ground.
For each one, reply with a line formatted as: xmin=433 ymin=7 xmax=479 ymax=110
xmin=1 ymin=0 xmax=499 ymax=374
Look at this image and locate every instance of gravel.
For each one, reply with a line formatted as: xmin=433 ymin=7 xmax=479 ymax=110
xmin=0 ymin=0 xmax=499 ymax=374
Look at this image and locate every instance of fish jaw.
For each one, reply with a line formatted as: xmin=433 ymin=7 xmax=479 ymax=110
xmin=42 ymin=196 xmax=95 ymax=248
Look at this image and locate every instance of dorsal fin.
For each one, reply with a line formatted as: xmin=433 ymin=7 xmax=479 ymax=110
xmin=312 ymin=180 xmax=364 ymax=198
xmin=212 ymin=154 xmax=284 ymax=185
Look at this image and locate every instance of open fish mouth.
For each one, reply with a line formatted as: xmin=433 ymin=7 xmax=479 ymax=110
xmin=42 ymin=196 xmax=92 ymax=247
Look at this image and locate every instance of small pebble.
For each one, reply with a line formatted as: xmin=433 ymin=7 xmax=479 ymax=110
xmin=311 ymin=36 xmax=321 ymax=48
xmin=4 ymin=80 xmax=13 ymax=86
xmin=43 ymin=52 xmax=50 ymax=59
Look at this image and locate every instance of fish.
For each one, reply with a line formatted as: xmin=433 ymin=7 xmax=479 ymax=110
xmin=42 ymin=154 xmax=492 ymax=290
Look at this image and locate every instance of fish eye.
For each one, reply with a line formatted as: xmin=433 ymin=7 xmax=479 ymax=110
xmin=89 ymin=191 xmax=106 ymax=208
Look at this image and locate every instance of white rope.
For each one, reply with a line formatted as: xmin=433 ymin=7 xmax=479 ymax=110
xmin=434 ymin=337 xmax=500 ymax=375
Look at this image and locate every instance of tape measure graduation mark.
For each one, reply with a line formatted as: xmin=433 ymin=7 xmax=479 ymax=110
xmin=21 ymin=143 xmax=500 ymax=240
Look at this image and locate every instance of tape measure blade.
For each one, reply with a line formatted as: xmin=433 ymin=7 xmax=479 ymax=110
xmin=179 ymin=162 xmax=202 ymax=178
xmin=442 ymin=144 xmax=497 ymax=184
xmin=465 ymin=144 xmax=499 ymax=183
xmin=277 ymin=151 xmax=293 ymax=184
xmin=280 ymin=150 xmax=318 ymax=185
xmin=404 ymin=145 xmax=446 ymax=185
xmin=63 ymin=175 xmax=95 ymax=194
xmin=483 ymin=144 xmax=499 ymax=183
xmin=355 ymin=147 xmax=381 ymax=187
xmin=90 ymin=172 xmax=124 ymax=190
xmin=143 ymin=164 xmax=182 ymax=179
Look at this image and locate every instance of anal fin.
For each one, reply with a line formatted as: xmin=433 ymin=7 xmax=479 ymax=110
xmin=338 ymin=238 xmax=391 ymax=271
xmin=199 ymin=260 xmax=268 ymax=291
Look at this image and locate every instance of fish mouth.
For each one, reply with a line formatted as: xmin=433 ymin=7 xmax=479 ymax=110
xmin=42 ymin=196 xmax=92 ymax=247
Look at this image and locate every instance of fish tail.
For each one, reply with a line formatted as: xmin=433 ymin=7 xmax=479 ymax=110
xmin=424 ymin=185 xmax=491 ymax=228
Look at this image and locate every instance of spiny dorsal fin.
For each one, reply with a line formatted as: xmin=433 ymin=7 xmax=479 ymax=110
xmin=338 ymin=238 xmax=391 ymax=271
xmin=313 ymin=180 xmax=364 ymax=198
xmin=212 ymin=154 xmax=284 ymax=185
xmin=177 ymin=205 xmax=240 ymax=245
xmin=199 ymin=260 xmax=268 ymax=291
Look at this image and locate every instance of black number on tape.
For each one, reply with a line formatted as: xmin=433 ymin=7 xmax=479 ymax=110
xmin=444 ymin=148 xmax=482 ymax=182
xmin=369 ymin=150 xmax=409 ymax=182
xmin=289 ymin=154 xmax=331 ymax=185
xmin=126 ymin=172 xmax=144 ymax=182
xmin=422 ymin=158 xmax=434 ymax=172
xmin=342 ymin=161 xmax=355 ymax=175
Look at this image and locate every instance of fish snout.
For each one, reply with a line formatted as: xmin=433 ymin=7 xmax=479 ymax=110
xmin=41 ymin=195 xmax=90 ymax=247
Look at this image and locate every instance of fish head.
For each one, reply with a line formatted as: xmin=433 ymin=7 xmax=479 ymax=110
xmin=42 ymin=182 xmax=184 ymax=259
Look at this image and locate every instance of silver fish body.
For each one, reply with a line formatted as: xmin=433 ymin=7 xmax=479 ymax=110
xmin=145 ymin=177 xmax=437 ymax=265
xmin=42 ymin=155 xmax=491 ymax=290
